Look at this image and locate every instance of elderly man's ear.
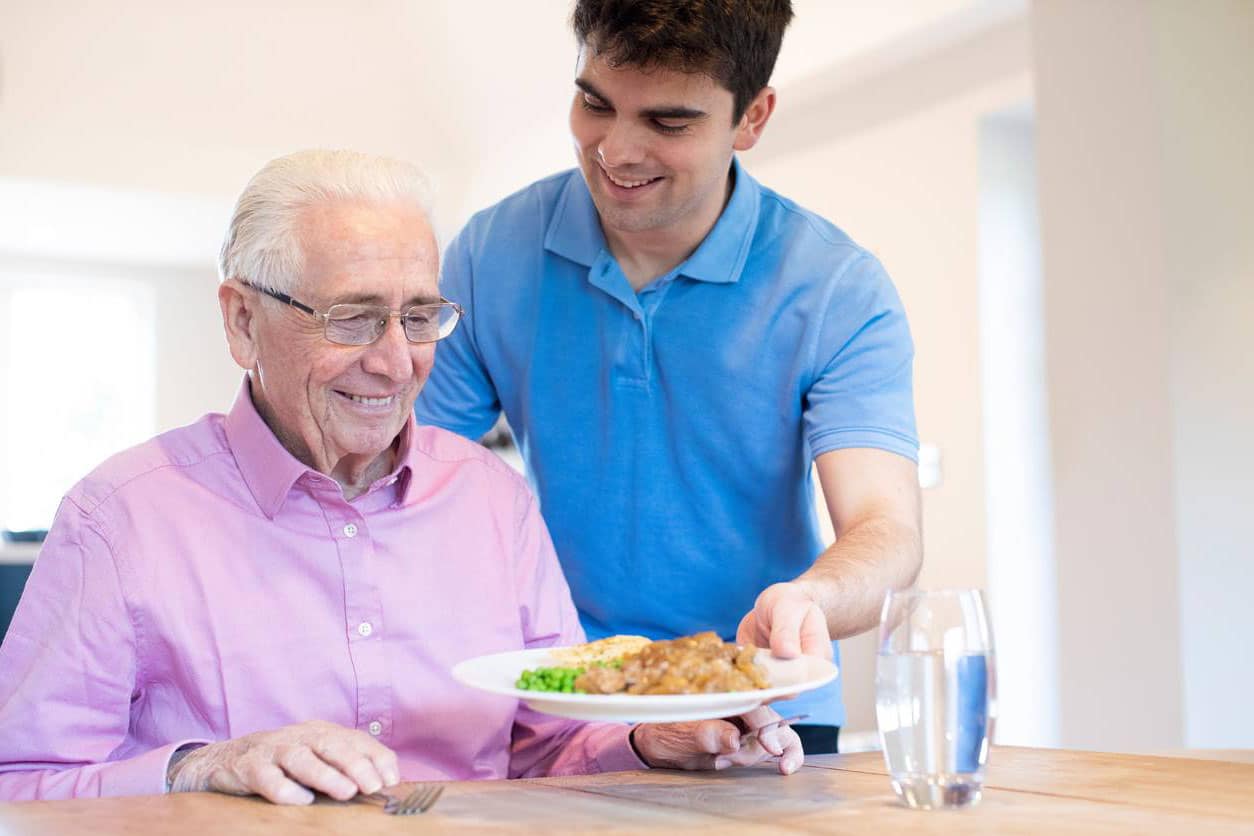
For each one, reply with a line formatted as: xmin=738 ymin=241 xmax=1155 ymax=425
xmin=219 ymin=282 xmax=260 ymax=371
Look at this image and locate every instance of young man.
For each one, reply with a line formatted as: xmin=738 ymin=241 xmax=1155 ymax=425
xmin=416 ymin=0 xmax=922 ymax=753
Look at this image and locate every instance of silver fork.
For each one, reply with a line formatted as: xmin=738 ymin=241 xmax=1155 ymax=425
xmin=387 ymin=783 xmax=444 ymax=816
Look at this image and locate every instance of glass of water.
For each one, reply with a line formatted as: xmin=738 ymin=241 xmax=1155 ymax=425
xmin=875 ymin=588 xmax=996 ymax=810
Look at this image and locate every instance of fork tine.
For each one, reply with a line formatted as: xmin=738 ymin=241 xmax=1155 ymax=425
xmin=391 ymin=786 xmax=421 ymax=816
xmin=417 ymin=785 xmax=443 ymax=813
xmin=392 ymin=784 xmax=431 ymax=816
xmin=408 ymin=785 xmax=437 ymax=816
xmin=403 ymin=784 xmax=442 ymax=815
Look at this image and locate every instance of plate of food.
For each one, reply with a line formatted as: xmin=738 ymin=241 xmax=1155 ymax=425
xmin=451 ymin=631 xmax=838 ymax=723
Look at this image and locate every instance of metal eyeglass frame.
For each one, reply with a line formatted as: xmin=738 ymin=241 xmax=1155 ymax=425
xmin=239 ymin=280 xmax=463 ymax=345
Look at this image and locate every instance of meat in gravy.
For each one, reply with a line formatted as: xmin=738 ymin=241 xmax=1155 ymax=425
xmin=574 ymin=631 xmax=769 ymax=695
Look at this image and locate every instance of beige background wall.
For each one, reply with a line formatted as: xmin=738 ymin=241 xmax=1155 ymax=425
xmin=1153 ymin=0 xmax=1254 ymax=750
xmin=1034 ymin=0 xmax=1254 ymax=750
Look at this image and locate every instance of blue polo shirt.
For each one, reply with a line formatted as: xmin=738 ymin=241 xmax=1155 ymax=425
xmin=417 ymin=158 xmax=918 ymax=727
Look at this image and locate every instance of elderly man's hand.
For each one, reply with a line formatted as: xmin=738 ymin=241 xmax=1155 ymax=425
xmin=167 ymin=720 xmax=401 ymax=805
xmin=631 ymin=706 xmax=804 ymax=775
xmin=736 ymin=581 xmax=833 ymax=660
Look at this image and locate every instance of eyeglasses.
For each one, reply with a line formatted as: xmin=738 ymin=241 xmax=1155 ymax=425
xmin=240 ymin=281 xmax=463 ymax=346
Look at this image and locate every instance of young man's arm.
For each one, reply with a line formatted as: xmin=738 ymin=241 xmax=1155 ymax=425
xmin=737 ymin=247 xmax=921 ymax=659
xmin=737 ymin=448 xmax=922 ymax=658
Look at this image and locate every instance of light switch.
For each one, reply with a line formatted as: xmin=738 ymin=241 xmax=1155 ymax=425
xmin=918 ymin=443 xmax=942 ymax=489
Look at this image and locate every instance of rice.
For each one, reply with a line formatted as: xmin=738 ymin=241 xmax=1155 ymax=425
xmin=550 ymin=635 xmax=652 ymax=667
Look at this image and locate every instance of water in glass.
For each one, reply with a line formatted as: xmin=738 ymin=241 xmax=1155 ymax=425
xmin=875 ymin=589 xmax=995 ymax=810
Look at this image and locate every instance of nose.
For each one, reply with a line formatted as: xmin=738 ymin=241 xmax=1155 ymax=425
xmin=597 ymin=118 xmax=646 ymax=169
xmin=360 ymin=315 xmax=418 ymax=382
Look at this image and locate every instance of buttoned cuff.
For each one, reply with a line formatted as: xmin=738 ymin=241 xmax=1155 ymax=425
xmin=89 ymin=739 xmax=208 ymax=798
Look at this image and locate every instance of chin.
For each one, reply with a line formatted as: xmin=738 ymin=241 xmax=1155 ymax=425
xmin=599 ymin=207 xmax=668 ymax=235
xmin=344 ymin=421 xmax=404 ymax=452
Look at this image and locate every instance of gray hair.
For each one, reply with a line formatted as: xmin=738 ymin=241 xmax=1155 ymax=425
xmin=218 ymin=149 xmax=432 ymax=293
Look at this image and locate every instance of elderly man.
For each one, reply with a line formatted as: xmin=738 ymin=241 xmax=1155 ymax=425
xmin=0 ymin=150 xmax=801 ymax=804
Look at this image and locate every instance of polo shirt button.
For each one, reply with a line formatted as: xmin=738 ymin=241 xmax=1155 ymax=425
xmin=357 ymin=621 xmax=373 ymax=637
xmin=343 ymin=523 xmax=358 ymax=538
xmin=368 ymin=720 xmax=383 ymax=736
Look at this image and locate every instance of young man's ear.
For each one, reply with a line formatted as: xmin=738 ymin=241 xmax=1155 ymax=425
xmin=732 ymin=86 xmax=777 ymax=152
xmin=218 ymin=281 xmax=259 ymax=371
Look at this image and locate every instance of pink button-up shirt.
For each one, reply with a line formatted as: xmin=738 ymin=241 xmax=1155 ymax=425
xmin=0 ymin=381 xmax=642 ymax=800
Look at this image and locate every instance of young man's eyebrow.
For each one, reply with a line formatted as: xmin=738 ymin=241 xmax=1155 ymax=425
xmin=575 ymin=78 xmax=706 ymax=121
xmin=640 ymin=105 xmax=706 ymax=120
xmin=575 ymin=78 xmax=606 ymax=100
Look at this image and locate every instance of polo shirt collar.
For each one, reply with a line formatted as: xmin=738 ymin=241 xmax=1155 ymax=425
xmin=678 ymin=156 xmax=760 ymax=285
xmin=223 ymin=377 xmax=417 ymax=518
xmin=542 ymin=156 xmax=761 ymax=285
xmin=544 ymin=170 xmax=606 ymax=268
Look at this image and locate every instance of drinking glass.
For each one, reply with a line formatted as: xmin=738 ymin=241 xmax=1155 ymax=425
xmin=875 ymin=588 xmax=996 ymax=810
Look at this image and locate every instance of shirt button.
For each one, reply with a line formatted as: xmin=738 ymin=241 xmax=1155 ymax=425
xmin=368 ymin=720 xmax=383 ymax=736
xmin=357 ymin=621 xmax=373 ymax=637
xmin=343 ymin=523 xmax=358 ymax=538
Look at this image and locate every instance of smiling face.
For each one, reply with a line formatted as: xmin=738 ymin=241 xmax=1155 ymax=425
xmin=569 ymin=48 xmax=773 ymax=254
xmin=223 ymin=199 xmax=440 ymax=488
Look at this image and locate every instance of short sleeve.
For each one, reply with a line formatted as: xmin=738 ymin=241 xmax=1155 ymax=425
xmin=415 ymin=226 xmax=502 ymax=440
xmin=803 ymin=253 xmax=919 ymax=462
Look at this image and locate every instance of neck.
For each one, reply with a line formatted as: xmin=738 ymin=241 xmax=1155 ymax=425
xmin=329 ymin=446 xmax=396 ymax=501
xmin=249 ymin=379 xmax=397 ymax=501
xmin=604 ymin=169 xmax=735 ymax=291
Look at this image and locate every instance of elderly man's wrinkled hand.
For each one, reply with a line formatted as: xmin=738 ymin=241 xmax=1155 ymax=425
xmin=736 ymin=581 xmax=833 ymax=660
xmin=167 ymin=720 xmax=401 ymax=805
xmin=631 ymin=705 xmax=804 ymax=775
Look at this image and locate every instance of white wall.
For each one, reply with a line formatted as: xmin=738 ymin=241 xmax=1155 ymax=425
xmin=1033 ymin=0 xmax=1254 ymax=750
xmin=978 ymin=110 xmax=1059 ymax=747
xmin=0 ymin=0 xmax=587 ymax=248
xmin=1150 ymin=2 xmax=1254 ymax=749
xmin=0 ymin=181 xmax=244 ymax=431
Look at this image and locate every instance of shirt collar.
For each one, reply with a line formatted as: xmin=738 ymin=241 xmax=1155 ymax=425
xmin=223 ymin=377 xmax=417 ymax=518
xmin=544 ymin=170 xmax=607 ymax=268
xmin=542 ymin=156 xmax=761 ymax=286
xmin=678 ymin=156 xmax=760 ymax=285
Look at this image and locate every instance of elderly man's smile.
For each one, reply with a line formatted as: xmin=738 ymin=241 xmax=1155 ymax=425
xmin=336 ymin=390 xmax=400 ymax=409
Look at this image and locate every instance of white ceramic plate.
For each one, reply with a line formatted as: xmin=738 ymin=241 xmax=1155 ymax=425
xmin=451 ymin=647 xmax=838 ymax=723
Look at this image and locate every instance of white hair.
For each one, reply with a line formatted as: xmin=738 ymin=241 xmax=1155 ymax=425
xmin=218 ymin=149 xmax=433 ymax=293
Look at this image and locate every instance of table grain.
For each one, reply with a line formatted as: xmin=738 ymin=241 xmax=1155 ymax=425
xmin=1 ymin=746 xmax=1250 ymax=834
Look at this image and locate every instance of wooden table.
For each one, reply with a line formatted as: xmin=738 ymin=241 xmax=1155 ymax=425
xmin=1 ymin=746 xmax=1250 ymax=833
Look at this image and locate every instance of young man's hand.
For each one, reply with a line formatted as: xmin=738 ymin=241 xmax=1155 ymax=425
xmin=736 ymin=581 xmax=833 ymax=660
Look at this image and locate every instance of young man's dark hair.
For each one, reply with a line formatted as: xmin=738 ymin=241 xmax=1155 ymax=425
xmin=571 ymin=0 xmax=795 ymax=122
